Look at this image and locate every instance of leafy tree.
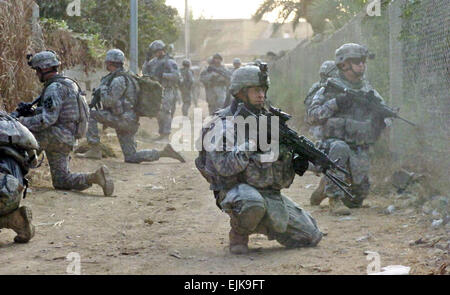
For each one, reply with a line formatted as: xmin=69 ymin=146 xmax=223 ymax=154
xmin=253 ymin=0 xmax=389 ymax=34
xmin=37 ymin=0 xmax=181 ymax=64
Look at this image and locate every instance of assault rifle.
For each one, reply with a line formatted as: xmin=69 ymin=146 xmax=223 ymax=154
xmin=324 ymin=79 xmax=416 ymax=126
xmin=89 ymin=88 xmax=102 ymax=110
xmin=237 ymin=103 xmax=355 ymax=200
xmin=11 ymin=96 xmax=41 ymax=118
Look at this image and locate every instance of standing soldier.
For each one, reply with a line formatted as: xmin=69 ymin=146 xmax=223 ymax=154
xmin=307 ymin=43 xmax=389 ymax=215
xmin=231 ymin=58 xmax=242 ymax=73
xmin=142 ymin=40 xmax=181 ymax=142
xmin=17 ymin=51 xmax=114 ymax=196
xmin=77 ymin=49 xmax=185 ymax=164
xmin=223 ymin=58 xmax=243 ymax=108
xmin=0 ymin=112 xmax=38 ymax=243
xmin=200 ymin=57 xmax=214 ymax=114
xmin=200 ymin=53 xmax=231 ymax=114
xmin=195 ymin=65 xmax=322 ymax=254
xmin=179 ymin=59 xmax=195 ymax=116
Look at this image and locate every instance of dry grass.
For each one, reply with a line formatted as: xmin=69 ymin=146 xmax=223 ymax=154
xmin=0 ymin=0 xmax=103 ymax=112
xmin=0 ymin=0 xmax=40 ymax=112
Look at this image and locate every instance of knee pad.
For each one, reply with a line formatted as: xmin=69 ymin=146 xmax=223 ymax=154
xmin=221 ymin=184 xmax=266 ymax=233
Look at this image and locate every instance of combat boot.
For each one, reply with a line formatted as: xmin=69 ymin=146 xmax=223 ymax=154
xmin=310 ymin=178 xmax=327 ymax=206
xmin=229 ymin=228 xmax=249 ymax=255
xmin=329 ymin=197 xmax=351 ymax=216
xmin=0 ymin=206 xmax=35 ymax=243
xmin=75 ymin=144 xmax=102 ymax=159
xmin=87 ymin=165 xmax=114 ymax=196
xmin=159 ymin=144 xmax=186 ymax=163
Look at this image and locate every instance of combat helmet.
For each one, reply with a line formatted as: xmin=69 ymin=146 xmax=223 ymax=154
xmin=319 ymin=60 xmax=337 ymax=79
xmin=105 ymin=49 xmax=125 ymax=64
xmin=212 ymin=53 xmax=223 ymax=61
xmin=0 ymin=111 xmax=39 ymax=173
xmin=229 ymin=65 xmax=270 ymax=96
xmin=182 ymin=59 xmax=191 ymax=67
xmin=27 ymin=50 xmax=60 ymax=70
xmin=335 ymin=43 xmax=368 ymax=65
xmin=149 ymin=40 xmax=166 ymax=53
xmin=233 ymin=58 xmax=242 ymax=66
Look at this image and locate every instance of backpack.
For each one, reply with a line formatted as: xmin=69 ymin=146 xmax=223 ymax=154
xmin=108 ymin=71 xmax=163 ymax=118
xmin=44 ymin=76 xmax=89 ymax=140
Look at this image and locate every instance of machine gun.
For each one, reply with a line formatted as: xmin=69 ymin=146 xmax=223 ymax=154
xmin=324 ymin=79 xmax=416 ymax=126
xmin=237 ymin=103 xmax=355 ymax=200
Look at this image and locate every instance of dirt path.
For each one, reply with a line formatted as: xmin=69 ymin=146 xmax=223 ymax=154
xmin=0 ymin=100 xmax=447 ymax=275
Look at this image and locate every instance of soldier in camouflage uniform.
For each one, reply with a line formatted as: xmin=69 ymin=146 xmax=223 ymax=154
xmin=0 ymin=112 xmax=37 ymax=243
xmin=196 ymin=65 xmax=322 ymax=254
xmin=200 ymin=53 xmax=231 ymax=115
xmin=18 ymin=51 xmax=114 ymax=196
xmin=304 ymin=61 xmax=338 ymax=203
xmin=142 ymin=40 xmax=181 ymax=141
xmin=200 ymin=57 xmax=214 ymax=114
xmin=77 ymin=49 xmax=185 ymax=164
xmin=306 ymin=43 xmax=389 ymax=215
xmin=304 ymin=60 xmax=338 ymax=109
xmin=223 ymin=58 xmax=243 ymax=108
xmin=179 ymin=59 xmax=195 ymax=116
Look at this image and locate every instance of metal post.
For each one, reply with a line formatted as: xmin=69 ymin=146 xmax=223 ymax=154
xmin=130 ymin=0 xmax=138 ymax=74
xmin=185 ymin=0 xmax=190 ymax=59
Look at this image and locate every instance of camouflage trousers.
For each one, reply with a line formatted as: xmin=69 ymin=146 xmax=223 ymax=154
xmin=0 ymin=158 xmax=24 ymax=216
xmin=218 ymin=184 xmax=323 ymax=248
xmin=181 ymin=90 xmax=192 ymax=117
xmin=207 ymin=86 xmax=227 ymax=115
xmin=88 ymin=110 xmax=160 ymax=163
xmin=322 ymin=139 xmax=370 ymax=207
xmin=157 ymin=87 xmax=178 ymax=135
xmin=34 ymin=132 xmax=91 ymax=191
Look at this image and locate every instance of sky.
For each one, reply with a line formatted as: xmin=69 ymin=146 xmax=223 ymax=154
xmin=165 ymin=0 xmax=279 ymax=22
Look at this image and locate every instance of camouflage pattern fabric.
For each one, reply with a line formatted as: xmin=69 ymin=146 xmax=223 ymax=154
xmin=306 ymin=73 xmax=387 ymax=205
xmin=321 ymin=139 xmax=370 ymax=207
xmin=180 ymin=67 xmax=194 ymax=116
xmin=88 ymin=69 xmax=160 ymax=163
xmin=20 ymin=76 xmax=81 ymax=147
xmin=203 ymin=104 xmax=322 ymax=247
xmin=200 ymin=65 xmax=231 ymax=114
xmin=0 ymin=158 xmax=24 ymax=216
xmin=33 ymin=132 xmax=91 ymax=190
xmin=142 ymin=55 xmax=180 ymax=135
xmin=20 ymin=76 xmax=94 ymax=191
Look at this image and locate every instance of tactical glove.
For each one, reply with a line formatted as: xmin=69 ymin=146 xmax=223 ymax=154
xmin=293 ymin=155 xmax=309 ymax=176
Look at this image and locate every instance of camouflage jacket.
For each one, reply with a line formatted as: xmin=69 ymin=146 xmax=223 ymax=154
xmin=199 ymin=64 xmax=231 ymax=88
xmin=142 ymin=55 xmax=180 ymax=88
xmin=20 ymin=75 xmax=81 ymax=147
xmin=97 ymin=68 xmax=139 ymax=122
xmin=306 ymin=73 xmax=387 ymax=146
xmin=197 ymin=102 xmax=295 ymax=192
xmin=179 ymin=68 xmax=194 ymax=93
